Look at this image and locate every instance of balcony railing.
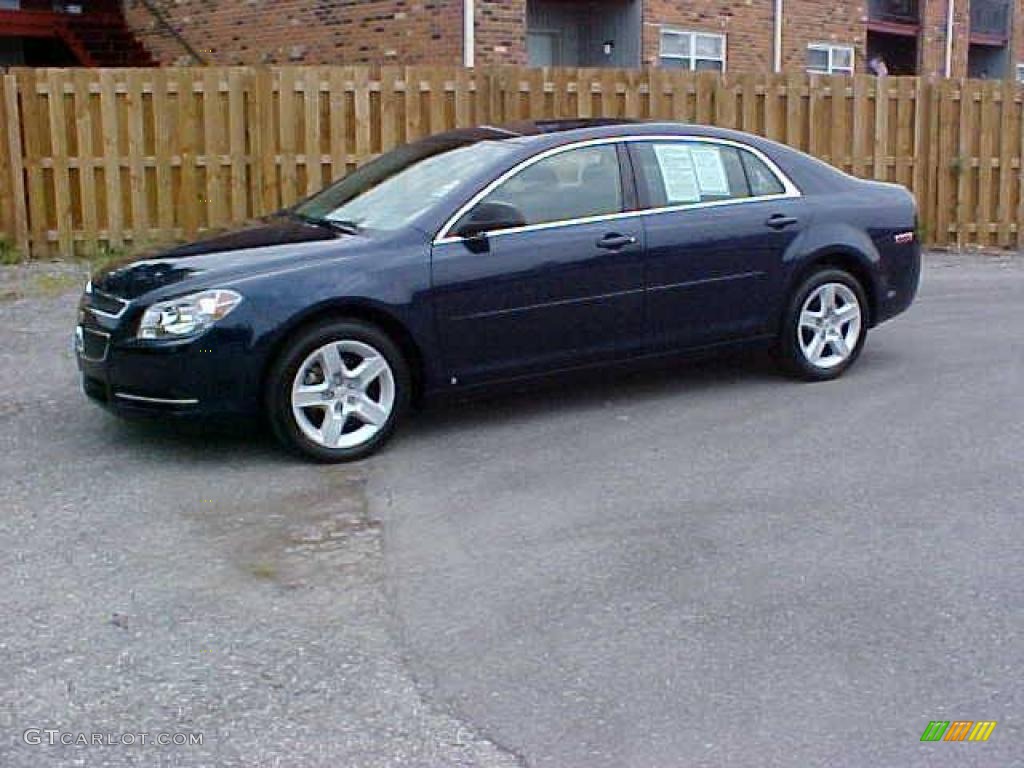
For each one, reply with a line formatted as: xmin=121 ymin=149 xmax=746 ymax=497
xmin=971 ymin=0 xmax=1011 ymax=40
xmin=867 ymin=0 xmax=920 ymax=26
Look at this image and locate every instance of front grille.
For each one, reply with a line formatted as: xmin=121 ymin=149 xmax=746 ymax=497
xmin=79 ymin=327 xmax=110 ymax=362
xmin=86 ymin=289 xmax=129 ymax=318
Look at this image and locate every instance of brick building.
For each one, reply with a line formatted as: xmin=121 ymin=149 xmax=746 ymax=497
xmin=1 ymin=1 xmax=1021 ymax=80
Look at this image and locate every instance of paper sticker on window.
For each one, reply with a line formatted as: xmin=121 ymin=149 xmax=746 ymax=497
xmin=653 ymin=144 xmax=700 ymax=204
xmin=690 ymin=146 xmax=730 ymax=197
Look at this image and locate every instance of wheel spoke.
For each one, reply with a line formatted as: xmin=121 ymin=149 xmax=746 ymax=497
xmin=831 ymin=334 xmax=850 ymax=358
xmin=321 ymin=408 xmax=346 ymax=446
xmin=819 ymin=284 xmax=836 ymax=312
xmin=353 ymin=396 xmax=389 ymax=426
xmin=293 ymin=384 xmax=330 ymax=408
xmin=320 ymin=344 xmax=347 ymax=380
xmin=800 ymin=310 xmax=822 ymax=330
xmin=806 ymin=331 xmax=826 ymax=362
xmin=834 ymin=303 xmax=860 ymax=327
xmin=352 ymin=355 xmax=387 ymax=387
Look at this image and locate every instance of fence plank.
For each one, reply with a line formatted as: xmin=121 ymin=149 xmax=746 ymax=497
xmin=2 ymin=74 xmax=29 ymax=255
xmin=353 ymin=66 xmax=371 ymax=166
xmin=1016 ymin=87 xmax=1024 ymax=248
xmin=956 ymin=80 xmax=975 ymax=246
xmin=785 ymin=74 xmax=803 ymax=150
xmin=0 ymin=73 xmax=12 ymax=249
xmin=976 ymin=81 xmax=995 ymax=246
xmin=71 ymin=70 xmax=97 ymax=252
xmin=303 ymin=66 xmax=322 ymax=196
xmin=404 ymin=66 xmax=423 ymax=143
xmin=176 ymin=69 xmax=200 ymax=239
xmin=873 ymin=77 xmax=890 ymax=181
xmin=995 ymin=84 xmax=1015 ymax=247
xmin=126 ymin=69 xmax=149 ymax=243
xmin=19 ymin=70 xmax=50 ymax=255
xmin=46 ymin=70 xmax=74 ymax=256
xmin=228 ymin=68 xmax=248 ymax=222
xmin=934 ymin=78 xmax=954 ymax=246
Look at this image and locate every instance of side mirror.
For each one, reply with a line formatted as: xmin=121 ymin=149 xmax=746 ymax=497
xmin=455 ymin=202 xmax=527 ymax=239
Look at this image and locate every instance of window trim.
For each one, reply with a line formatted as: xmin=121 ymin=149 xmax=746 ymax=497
xmin=434 ymin=136 xmax=801 ymax=245
xmin=658 ymin=28 xmax=727 ymax=72
xmin=806 ymin=43 xmax=855 ymax=75
xmin=1016 ymin=63 xmax=1024 ymax=83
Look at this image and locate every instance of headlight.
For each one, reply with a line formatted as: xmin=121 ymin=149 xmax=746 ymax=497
xmin=137 ymin=289 xmax=243 ymax=340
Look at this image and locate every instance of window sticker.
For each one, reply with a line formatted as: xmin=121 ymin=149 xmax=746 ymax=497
xmin=653 ymin=144 xmax=700 ymax=203
xmin=689 ymin=146 xmax=730 ymax=196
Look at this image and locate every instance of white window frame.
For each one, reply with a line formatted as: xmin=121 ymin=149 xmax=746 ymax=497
xmin=658 ymin=29 xmax=727 ymax=72
xmin=806 ymin=43 xmax=855 ymax=75
xmin=1016 ymin=63 xmax=1024 ymax=83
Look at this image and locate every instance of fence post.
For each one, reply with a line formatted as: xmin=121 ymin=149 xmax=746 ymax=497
xmin=0 ymin=73 xmax=30 ymax=258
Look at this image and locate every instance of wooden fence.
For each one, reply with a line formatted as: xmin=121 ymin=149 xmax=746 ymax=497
xmin=1 ymin=65 xmax=1023 ymax=257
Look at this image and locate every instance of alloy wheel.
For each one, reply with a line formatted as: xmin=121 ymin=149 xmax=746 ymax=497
xmin=290 ymin=339 xmax=396 ymax=450
xmin=797 ymin=282 xmax=863 ymax=370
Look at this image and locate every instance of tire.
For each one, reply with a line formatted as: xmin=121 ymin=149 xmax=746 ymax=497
xmin=778 ymin=267 xmax=868 ymax=381
xmin=266 ymin=319 xmax=411 ymax=462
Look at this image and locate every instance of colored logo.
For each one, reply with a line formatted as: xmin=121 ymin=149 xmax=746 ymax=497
xmin=920 ymin=721 xmax=997 ymax=742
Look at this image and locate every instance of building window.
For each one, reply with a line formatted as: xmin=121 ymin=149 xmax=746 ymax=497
xmin=1016 ymin=64 xmax=1024 ymax=83
xmin=659 ymin=29 xmax=726 ymax=72
xmin=807 ymin=43 xmax=855 ymax=75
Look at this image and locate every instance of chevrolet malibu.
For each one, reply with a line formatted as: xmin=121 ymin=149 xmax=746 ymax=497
xmin=76 ymin=120 xmax=921 ymax=462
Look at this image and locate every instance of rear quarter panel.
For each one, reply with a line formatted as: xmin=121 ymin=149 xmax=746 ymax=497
xmin=781 ymin=179 xmax=920 ymax=328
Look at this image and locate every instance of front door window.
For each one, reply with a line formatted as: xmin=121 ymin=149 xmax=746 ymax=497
xmin=456 ymin=144 xmax=623 ymax=234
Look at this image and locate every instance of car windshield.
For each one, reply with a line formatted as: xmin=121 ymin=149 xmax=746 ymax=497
xmin=293 ymin=138 xmax=517 ymax=232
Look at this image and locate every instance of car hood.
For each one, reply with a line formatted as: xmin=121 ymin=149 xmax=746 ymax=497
xmin=91 ymin=217 xmax=368 ymax=299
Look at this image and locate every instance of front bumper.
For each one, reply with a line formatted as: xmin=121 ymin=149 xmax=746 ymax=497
xmin=75 ymin=322 xmax=262 ymax=420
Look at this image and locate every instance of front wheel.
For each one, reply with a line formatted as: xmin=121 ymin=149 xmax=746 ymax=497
xmin=267 ymin=320 xmax=410 ymax=462
xmin=778 ymin=268 xmax=868 ymax=381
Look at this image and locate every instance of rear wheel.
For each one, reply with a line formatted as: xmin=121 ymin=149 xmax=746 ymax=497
xmin=778 ymin=268 xmax=867 ymax=381
xmin=267 ymin=320 xmax=410 ymax=462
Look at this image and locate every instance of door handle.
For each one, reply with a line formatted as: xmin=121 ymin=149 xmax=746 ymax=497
xmin=765 ymin=214 xmax=799 ymax=230
xmin=596 ymin=233 xmax=637 ymax=250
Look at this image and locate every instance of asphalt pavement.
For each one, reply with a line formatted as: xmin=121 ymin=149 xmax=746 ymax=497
xmin=0 ymin=253 xmax=1021 ymax=767
xmin=372 ymin=252 xmax=1024 ymax=767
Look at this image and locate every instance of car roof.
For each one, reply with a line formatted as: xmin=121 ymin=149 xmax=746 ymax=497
xmin=494 ymin=118 xmax=759 ymax=144
xmin=434 ymin=119 xmax=753 ymax=147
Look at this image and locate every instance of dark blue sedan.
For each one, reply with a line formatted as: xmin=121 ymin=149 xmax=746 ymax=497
xmin=76 ymin=120 xmax=921 ymax=461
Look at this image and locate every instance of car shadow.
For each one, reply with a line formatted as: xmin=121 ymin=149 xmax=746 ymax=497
xmin=404 ymin=346 xmax=784 ymax=439
xmin=92 ymin=411 xmax=292 ymax=466
xmin=92 ymin=344 xmax=890 ymax=462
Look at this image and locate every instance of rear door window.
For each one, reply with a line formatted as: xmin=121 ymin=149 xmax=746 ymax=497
xmin=632 ymin=141 xmax=749 ymax=208
xmin=630 ymin=140 xmax=787 ymax=210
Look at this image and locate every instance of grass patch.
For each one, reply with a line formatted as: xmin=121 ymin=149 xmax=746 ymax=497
xmin=0 ymin=238 xmax=23 ymax=266
xmin=30 ymin=272 xmax=82 ymax=297
xmin=247 ymin=561 xmax=279 ymax=580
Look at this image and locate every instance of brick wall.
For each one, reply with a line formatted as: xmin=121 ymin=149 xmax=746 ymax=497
xmin=124 ymin=0 xmax=464 ymax=66
xmin=641 ymin=1 xmax=775 ymax=72
xmin=920 ymin=0 xmax=970 ymax=77
xmin=122 ymin=0 xmax=1022 ymax=81
xmin=475 ymin=0 xmax=527 ymax=65
xmin=783 ymin=0 xmax=866 ymax=73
